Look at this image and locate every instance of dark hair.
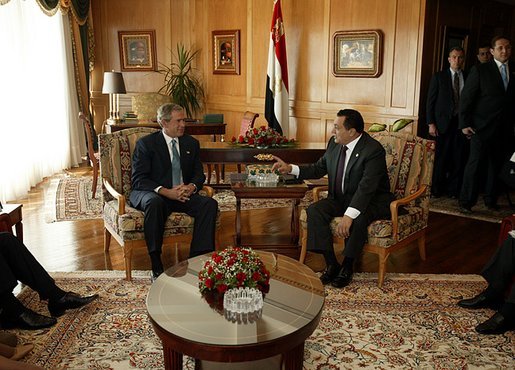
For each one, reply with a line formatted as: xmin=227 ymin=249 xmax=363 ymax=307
xmin=449 ymin=46 xmax=464 ymax=55
xmin=491 ymin=35 xmax=510 ymax=48
xmin=336 ymin=109 xmax=364 ymax=133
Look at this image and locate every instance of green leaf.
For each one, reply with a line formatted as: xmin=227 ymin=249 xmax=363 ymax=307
xmin=392 ymin=119 xmax=413 ymax=132
xmin=368 ymin=123 xmax=387 ymax=132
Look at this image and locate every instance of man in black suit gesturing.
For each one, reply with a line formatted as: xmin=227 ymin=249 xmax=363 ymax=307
xmin=426 ymin=46 xmax=468 ymax=198
xmin=459 ymin=36 xmax=515 ymax=213
xmin=130 ymin=104 xmax=218 ymax=280
xmin=272 ymin=109 xmax=393 ymax=288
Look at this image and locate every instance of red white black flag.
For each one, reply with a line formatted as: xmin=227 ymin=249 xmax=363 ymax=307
xmin=265 ymin=0 xmax=289 ymax=136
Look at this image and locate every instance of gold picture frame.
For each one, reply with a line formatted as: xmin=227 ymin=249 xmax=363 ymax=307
xmin=333 ymin=30 xmax=383 ymax=78
xmin=118 ymin=30 xmax=157 ymax=72
xmin=212 ymin=30 xmax=240 ymax=75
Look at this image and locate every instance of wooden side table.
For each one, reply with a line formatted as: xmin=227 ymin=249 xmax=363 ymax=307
xmin=0 ymin=203 xmax=23 ymax=241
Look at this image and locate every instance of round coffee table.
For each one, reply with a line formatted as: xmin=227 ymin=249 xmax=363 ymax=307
xmin=147 ymin=252 xmax=324 ymax=369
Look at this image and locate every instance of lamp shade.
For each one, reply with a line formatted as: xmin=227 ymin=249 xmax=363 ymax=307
xmin=102 ymin=71 xmax=126 ymax=94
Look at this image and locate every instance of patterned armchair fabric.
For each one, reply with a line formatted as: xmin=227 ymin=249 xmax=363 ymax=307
xmin=99 ymin=127 xmax=218 ymax=280
xmin=299 ymin=132 xmax=435 ymax=287
xmin=131 ymin=93 xmax=173 ymax=121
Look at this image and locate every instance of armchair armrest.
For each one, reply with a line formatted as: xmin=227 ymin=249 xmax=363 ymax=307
xmin=201 ymin=185 xmax=214 ymax=198
xmin=103 ymin=179 xmax=127 ymax=214
xmin=0 ymin=213 xmax=13 ymax=233
xmin=313 ymin=186 xmax=329 ymax=202
xmin=389 ymin=184 xmax=427 ymax=240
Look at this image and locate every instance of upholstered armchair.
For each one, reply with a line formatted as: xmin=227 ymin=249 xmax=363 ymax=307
xmin=131 ymin=93 xmax=173 ymax=121
xmin=299 ymin=132 xmax=435 ymax=287
xmin=99 ymin=127 xmax=219 ymax=280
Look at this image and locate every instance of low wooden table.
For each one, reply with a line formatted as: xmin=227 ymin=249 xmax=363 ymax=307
xmin=0 ymin=203 xmax=23 ymax=241
xmin=147 ymin=252 xmax=324 ymax=370
xmin=230 ymin=174 xmax=309 ymax=257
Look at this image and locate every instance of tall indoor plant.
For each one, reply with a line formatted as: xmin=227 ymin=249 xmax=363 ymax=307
xmin=158 ymin=44 xmax=205 ymax=118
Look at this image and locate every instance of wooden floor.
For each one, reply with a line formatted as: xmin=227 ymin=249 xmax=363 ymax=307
xmin=5 ymin=164 xmax=503 ymax=277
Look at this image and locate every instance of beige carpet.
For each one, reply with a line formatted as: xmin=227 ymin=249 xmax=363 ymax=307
xmin=429 ymin=194 xmax=514 ymax=223
xmin=48 ymin=176 xmax=313 ymax=222
xmin=11 ymin=271 xmax=514 ymax=369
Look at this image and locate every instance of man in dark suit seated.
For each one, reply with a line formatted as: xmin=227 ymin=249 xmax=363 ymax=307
xmin=0 ymin=232 xmax=98 ymax=330
xmin=130 ymin=103 xmax=218 ymax=281
xmin=272 ymin=109 xmax=393 ymax=288
xmin=458 ymin=234 xmax=515 ymax=335
xmin=459 ymin=36 xmax=515 ymax=213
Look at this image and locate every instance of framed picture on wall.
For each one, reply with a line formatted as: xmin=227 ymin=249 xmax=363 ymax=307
xmin=212 ymin=29 xmax=240 ymax=75
xmin=439 ymin=26 xmax=469 ymax=70
xmin=333 ymin=30 xmax=383 ymax=78
xmin=118 ymin=30 xmax=157 ymax=72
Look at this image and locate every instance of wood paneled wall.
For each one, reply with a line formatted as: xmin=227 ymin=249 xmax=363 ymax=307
xmin=90 ymin=0 xmax=426 ymax=141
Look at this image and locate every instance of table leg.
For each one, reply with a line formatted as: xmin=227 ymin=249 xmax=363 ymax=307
xmin=206 ymin=165 xmax=212 ymax=184
xmin=282 ymin=341 xmax=304 ymax=370
xmin=290 ymin=200 xmax=300 ymax=244
xmin=236 ymin=198 xmax=242 ymax=246
xmin=163 ymin=346 xmax=182 ymax=370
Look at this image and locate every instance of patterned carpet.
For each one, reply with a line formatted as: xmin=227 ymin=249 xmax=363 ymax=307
xmin=48 ymin=176 xmax=313 ymax=222
xmin=11 ymin=271 xmax=514 ymax=369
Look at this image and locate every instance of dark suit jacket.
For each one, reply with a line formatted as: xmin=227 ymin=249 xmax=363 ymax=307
xmin=459 ymin=59 xmax=515 ymax=141
xmin=426 ymin=69 xmax=467 ymax=134
xmin=298 ymin=132 xmax=393 ymax=213
xmin=130 ymin=131 xmax=205 ymax=206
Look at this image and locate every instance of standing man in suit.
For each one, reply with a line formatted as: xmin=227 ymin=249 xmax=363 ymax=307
xmin=459 ymin=36 xmax=515 ymax=213
xmin=476 ymin=44 xmax=492 ymax=65
xmin=130 ymin=104 xmax=218 ymax=280
xmin=427 ymin=46 xmax=468 ymax=198
xmin=458 ymin=234 xmax=515 ymax=334
xmin=272 ymin=109 xmax=393 ymax=288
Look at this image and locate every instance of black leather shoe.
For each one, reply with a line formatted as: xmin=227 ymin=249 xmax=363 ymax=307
xmin=151 ymin=270 xmax=162 ymax=283
xmin=457 ymin=293 xmax=501 ymax=310
xmin=0 ymin=308 xmax=56 ymax=330
xmin=331 ymin=267 xmax=353 ymax=288
xmin=475 ymin=312 xmax=515 ymax=335
xmin=320 ymin=264 xmax=340 ymax=285
xmin=48 ymin=292 xmax=99 ymax=317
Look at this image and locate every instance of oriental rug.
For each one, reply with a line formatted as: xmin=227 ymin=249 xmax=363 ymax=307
xmin=429 ymin=194 xmax=514 ymax=223
xmin=48 ymin=176 xmax=313 ymax=222
xmin=12 ymin=271 xmax=514 ymax=369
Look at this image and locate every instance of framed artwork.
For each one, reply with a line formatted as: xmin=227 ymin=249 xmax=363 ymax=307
xmin=333 ymin=30 xmax=383 ymax=78
xmin=212 ymin=30 xmax=240 ymax=75
xmin=439 ymin=26 xmax=469 ymax=70
xmin=118 ymin=30 xmax=157 ymax=72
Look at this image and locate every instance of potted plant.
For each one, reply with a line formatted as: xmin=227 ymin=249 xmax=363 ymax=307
xmin=157 ymin=44 xmax=205 ymax=118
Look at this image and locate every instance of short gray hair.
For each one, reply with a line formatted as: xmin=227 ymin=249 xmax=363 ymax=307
xmin=157 ymin=103 xmax=184 ymax=126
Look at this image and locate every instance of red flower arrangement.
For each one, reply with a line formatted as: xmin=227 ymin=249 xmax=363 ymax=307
xmin=230 ymin=126 xmax=295 ymax=148
xmin=198 ymin=247 xmax=271 ymax=295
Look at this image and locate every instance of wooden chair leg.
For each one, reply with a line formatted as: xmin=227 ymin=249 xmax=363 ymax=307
xmin=377 ymin=251 xmax=389 ymax=288
xmin=104 ymin=228 xmax=112 ymax=253
xmin=124 ymin=244 xmax=134 ymax=281
xmin=299 ymin=227 xmax=308 ymax=264
xmin=206 ymin=164 xmax=212 ymax=184
xmin=92 ymin=164 xmax=99 ymax=198
xmin=417 ymin=234 xmax=426 ymax=260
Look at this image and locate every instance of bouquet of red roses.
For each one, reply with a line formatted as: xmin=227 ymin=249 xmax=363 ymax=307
xmin=231 ymin=126 xmax=295 ymax=148
xmin=198 ymin=247 xmax=271 ymax=295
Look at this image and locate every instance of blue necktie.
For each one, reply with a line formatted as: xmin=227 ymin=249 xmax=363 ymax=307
xmin=171 ymin=139 xmax=181 ymax=186
xmin=501 ymin=64 xmax=509 ymax=90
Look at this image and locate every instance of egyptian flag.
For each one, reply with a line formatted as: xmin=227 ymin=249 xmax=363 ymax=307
xmin=265 ymin=0 xmax=289 ymax=137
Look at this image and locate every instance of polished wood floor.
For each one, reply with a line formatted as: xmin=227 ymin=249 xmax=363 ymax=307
xmin=6 ymin=164 xmax=502 ymax=276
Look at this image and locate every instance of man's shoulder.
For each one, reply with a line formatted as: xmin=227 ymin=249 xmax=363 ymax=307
xmin=180 ymin=134 xmax=199 ymax=146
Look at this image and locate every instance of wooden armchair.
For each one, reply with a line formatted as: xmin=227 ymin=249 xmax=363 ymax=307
xmin=299 ymin=132 xmax=435 ymax=287
xmin=79 ymin=112 xmax=99 ymax=198
xmin=99 ymin=127 xmax=219 ymax=280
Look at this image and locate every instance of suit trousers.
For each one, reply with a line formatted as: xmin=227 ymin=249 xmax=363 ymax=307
xmin=306 ymin=197 xmax=391 ymax=260
xmin=131 ymin=191 xmax=218 ymax=257
xmin=459 ymin=134 xmax=503 ymax=207
xmin=432 ymin=116 xmax=468 ymax=196
xmin=0 ymin=232 xmax=59 ymax=301
xmin=482 ymin=235 xmax=515 ymax=304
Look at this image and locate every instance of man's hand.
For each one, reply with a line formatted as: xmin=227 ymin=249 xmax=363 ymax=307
xmin=428 ymin=123 xmax=438 ymax=137
xmin=336 ymin=215 xmax=353 ymax=239
xmin=461 ymin=127 xmax=475 ymax=139
xmin=271 ymin=156 xmax=292 ymax=174
xmin=159 ymin=185 xmax=191 ymax=202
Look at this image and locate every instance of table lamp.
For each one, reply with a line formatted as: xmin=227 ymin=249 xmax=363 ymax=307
xmin=102 ymin=71 xmax=126 ymax=124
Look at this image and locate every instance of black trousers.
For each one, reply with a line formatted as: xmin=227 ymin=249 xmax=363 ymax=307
xmin=130 ymin=191 xmax=218 ymax=257
xmin=0 ymin=232 xmax=59 ymax=301
xmin=306 ymin=197 xmax=391 ymax=261
xmin=482 ymin=235 xmax=515 ymax=304
xmin=432 ymin=117 xmax=468 ymax=197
